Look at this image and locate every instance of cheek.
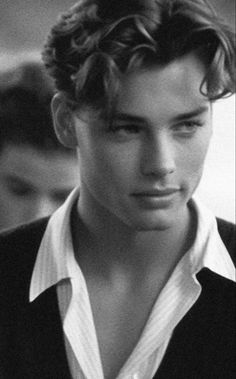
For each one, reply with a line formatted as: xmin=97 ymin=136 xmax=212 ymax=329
xmin=179 ymin=136 xmax=211 ymax=179
xmin=0 ymin=195 xmax=25 ymax=220
xmin=11 ymin=197 xmax=34 ymax=214
xmin=80 ymin=140 xmax=134 ymax=185
xmin=104 ymin=147 xmax=141 ymax=193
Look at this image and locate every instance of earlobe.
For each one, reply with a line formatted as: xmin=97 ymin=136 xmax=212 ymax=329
xmin=51 ymin=93 xmax=78 ymax=148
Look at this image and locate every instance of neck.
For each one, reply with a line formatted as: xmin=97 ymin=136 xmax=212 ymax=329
xmin=71 ymin=192 xmax=196 ymax=281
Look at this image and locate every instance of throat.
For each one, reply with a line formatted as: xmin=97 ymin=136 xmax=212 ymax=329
xmin=71 ymin=199 xmax=196 ymax=283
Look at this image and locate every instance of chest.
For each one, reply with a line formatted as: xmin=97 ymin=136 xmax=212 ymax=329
xmin=88 ymin=281 xmax=160 ymax=379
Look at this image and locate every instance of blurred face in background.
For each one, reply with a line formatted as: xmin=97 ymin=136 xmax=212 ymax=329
xmin=0 ymin=143 xmax=79 ymax=230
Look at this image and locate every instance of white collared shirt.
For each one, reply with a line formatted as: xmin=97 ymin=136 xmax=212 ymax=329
xmin=30 ymin=188 xmax=235 ymax=379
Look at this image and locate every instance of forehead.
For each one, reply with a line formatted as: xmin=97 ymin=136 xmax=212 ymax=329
xmin=116 ymin=52 xmax=209 ymax=121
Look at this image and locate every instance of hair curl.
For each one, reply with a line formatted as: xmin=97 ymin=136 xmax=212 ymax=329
xmin=42 ymin=0 xmax=235 ymax=118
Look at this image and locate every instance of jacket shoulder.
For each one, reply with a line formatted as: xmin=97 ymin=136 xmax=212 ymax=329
xmin=216 ymin=217 xmax=236 ymax=265
xmin=0 ymin=217 xmax=49 ymax=258
xmin=0 ymin=218 xmax=49 ymax=301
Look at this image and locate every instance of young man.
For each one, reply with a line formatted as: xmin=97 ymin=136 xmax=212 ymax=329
xmin=0 ymin=1 xmax=235 ymax=378
xmin=0 ymin=60 xmax=79 ymax=230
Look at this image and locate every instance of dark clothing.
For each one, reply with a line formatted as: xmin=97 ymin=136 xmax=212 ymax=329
xmin=0 ymin=218 xmax=235 ymax=379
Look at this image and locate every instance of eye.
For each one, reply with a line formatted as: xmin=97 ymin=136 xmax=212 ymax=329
xmin=3 ymin=176 xmax=35 ymax=198
xmin=174 ymin=120 xmax=204 ymax=135
xmin=110 ymin=124 xmax=142 ymax=136
xmin=8 ymin=183 xmax=34 ymax=197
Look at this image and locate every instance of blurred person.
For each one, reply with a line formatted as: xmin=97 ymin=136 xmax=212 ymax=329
xmin=0 ymin=1 xmax=235 ymax=378
xmin=0 ymin=60 xmax=79 ymax=230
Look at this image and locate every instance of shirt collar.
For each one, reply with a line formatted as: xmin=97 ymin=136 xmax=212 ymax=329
xmin=29 ymin=192 xmax=235 ymax=302
xmin=29 ymin=187 xmax=80 ymax=302
xmin=189 ymin=195 xmax=235 ymax=281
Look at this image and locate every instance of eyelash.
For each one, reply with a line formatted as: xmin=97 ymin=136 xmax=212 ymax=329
xmin=9 ymin=185 xmax=33 ymax=197
xmin=177 ymin=120 xmax=204 ymax=128
xmin=110 ymin=124 xmax=140 ymax=134
xmin=110 ymin=120 xmax=204 ymax=135
xmin=173 ymin=120 xmax=204 ymax=134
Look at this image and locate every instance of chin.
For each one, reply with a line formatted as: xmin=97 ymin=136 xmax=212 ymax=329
xmin=126 ymin=213 xmax=176 ymax=232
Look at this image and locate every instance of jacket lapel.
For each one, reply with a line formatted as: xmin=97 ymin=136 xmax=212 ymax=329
xmin=153 ymin=269 xmax=236 ymax=378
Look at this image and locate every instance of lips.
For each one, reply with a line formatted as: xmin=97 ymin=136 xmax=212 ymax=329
xmin=131 ymin=187 xmax=180 ymax=209
xmin=132 ymin=188 xmax=180 ymax=197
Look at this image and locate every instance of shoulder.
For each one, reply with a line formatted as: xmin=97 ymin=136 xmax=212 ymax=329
xmin=217 ymin=217 xmax=236 ymax=237
xmin=0 ymin=215 xmax=49 ymax=238
xmin=0 ymin=218 xmax=49 ymax=294
xmin=216 ymin=217 xmax=236 ymax=265
xmin=0 ymin=217 xmax=49 ymax=257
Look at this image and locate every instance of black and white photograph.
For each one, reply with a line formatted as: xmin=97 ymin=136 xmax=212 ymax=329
xmin=0 ymin=1 xmax=235 ymax=378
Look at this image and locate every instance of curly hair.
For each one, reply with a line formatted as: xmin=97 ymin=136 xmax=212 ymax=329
xmin=42 ymin=0 xmax=235 ymax=118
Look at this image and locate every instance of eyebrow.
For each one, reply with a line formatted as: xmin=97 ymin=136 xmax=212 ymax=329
xmin=171 ymin=105 xmax=209 ymax=122
xmin=113 ymin=105 xmax=209 ymax=123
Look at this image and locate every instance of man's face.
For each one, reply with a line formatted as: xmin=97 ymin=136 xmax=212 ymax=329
xmin=0 ymin=144 xmax=79 ymax=230
xmin=74 ymin=52 xmax=212 ymax=231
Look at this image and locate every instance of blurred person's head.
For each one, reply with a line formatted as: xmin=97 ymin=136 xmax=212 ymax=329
xmin=0 ymin=59 xmax=79 ymax=230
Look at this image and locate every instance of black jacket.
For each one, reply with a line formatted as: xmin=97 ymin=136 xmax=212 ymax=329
xmin=0 ymin=217 xmax=235 ymax=379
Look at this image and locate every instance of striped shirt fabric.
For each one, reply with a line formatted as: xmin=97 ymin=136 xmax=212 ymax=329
xmin=30 ymin=188 xmax=235 ymax=379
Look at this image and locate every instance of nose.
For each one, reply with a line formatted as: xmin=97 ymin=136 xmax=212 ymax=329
xmin=141 ymin=132 xmax=176 ymax=177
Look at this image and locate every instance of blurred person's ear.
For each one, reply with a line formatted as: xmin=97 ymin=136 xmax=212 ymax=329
xmin=51 ymin=93 xmax=77 ymax=148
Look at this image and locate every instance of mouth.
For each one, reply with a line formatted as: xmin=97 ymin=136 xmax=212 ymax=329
xmin=131 ymin=188 xmax=180 ymax=208
xmin=132 ymin=188 xmax=180 ymax=197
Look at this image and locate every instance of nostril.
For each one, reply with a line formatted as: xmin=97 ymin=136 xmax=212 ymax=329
xmin=141 ymin=146 xmax=175 ymax=177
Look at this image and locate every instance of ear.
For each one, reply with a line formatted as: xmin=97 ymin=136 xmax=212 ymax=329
xmin=51 ymin=93 xmax=78 ymax=148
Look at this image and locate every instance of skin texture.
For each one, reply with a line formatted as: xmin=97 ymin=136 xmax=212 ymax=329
xmin=0 ymin=144 xmax=79 ymax=230
xmin=74 ymin=53 xmax=212 ymax=234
